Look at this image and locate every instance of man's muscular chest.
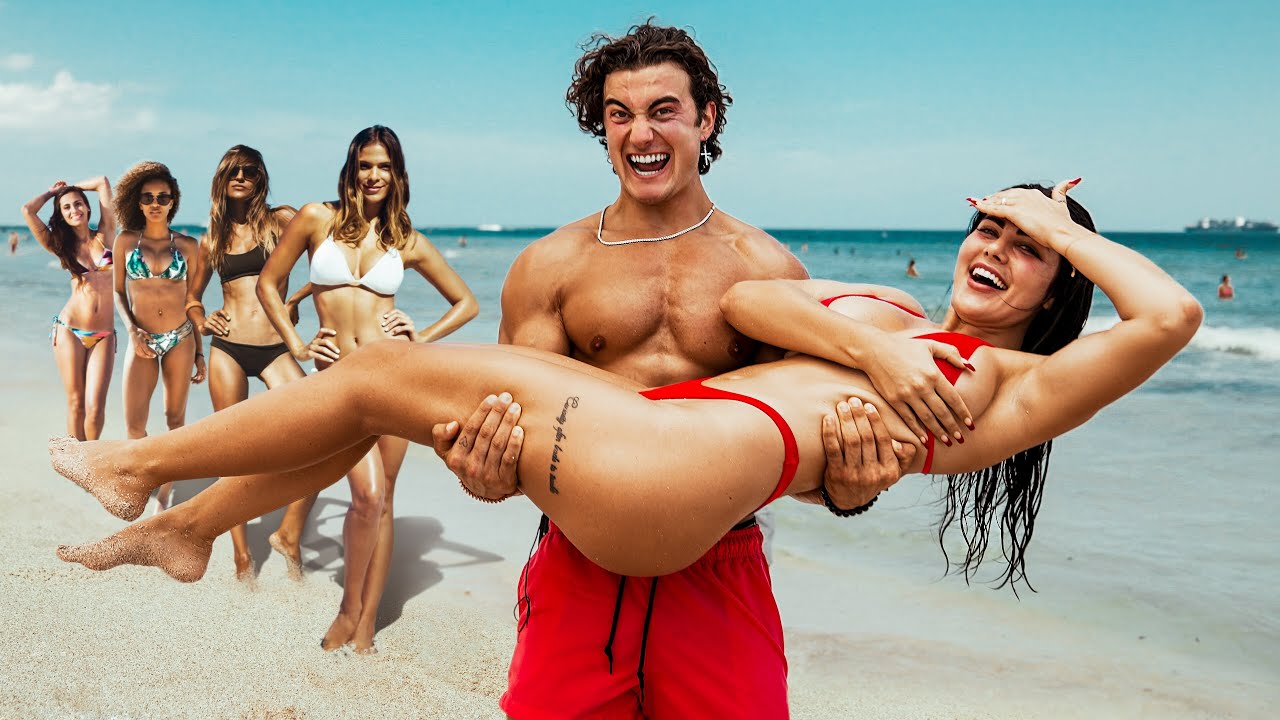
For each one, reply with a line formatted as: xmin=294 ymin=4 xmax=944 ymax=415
xmin=559 ymin=250 xmax=759 ymax=375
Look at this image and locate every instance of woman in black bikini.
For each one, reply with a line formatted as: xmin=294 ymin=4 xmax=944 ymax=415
xmin=184 ymin=145 xmax=315 ymax=581
xmin=21 ymin=177 xmax=117 ymax=440
xmin=54 ymin=179 xmax=1202 ymax=588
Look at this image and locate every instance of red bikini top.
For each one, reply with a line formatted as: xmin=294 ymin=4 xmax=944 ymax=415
xmin=820 ymin=293 xmax=991 ymax=473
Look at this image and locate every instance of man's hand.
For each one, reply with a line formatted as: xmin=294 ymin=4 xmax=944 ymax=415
xmin=431 ymin=392 xmax=525 ymax=500
xmin=797 ymin=396 xmax=915 ymax=508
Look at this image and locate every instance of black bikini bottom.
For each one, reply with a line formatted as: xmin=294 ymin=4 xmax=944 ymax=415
xmin=210 ymin=337 xmax=291 ymax=379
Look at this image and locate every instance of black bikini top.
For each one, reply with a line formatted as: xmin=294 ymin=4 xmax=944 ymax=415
xmin=220 ymin=244 xmax=269 ymax=284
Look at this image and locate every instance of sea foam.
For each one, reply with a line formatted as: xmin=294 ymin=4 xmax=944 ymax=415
xmin=1085 ymin=313 xmax=1280 ymax=361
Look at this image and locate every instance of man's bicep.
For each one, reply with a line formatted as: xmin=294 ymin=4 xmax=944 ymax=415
xmin=498 ymin=249 xmax=572 ymax=353
xmin=498 ymin=307 xmax=572 ymax=354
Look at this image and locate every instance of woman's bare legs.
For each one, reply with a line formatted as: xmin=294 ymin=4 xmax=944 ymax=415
xmin=259 ymin=355 xmax=316 ymax=581
xmin=154 ymin=337 xmax=196 ymax=513
xmin=321 ymin=445 xmax=385 ymax=651
xmin=206 ymin=347 xmax=254 ymax=580
xmin=121 ymin=339 xmax=165 ymax=507
xmin=59 ymin=439 xmax=378 ymax=582
xmin=51 ymin=326 xmax=89 ymax=440
xmin=83 ymin=334 xmax=115 ymax=440
xmin=53 ymin=341 xmax=790 ymax=576
xmin=350 ymin=435 xmax=407 ymax=654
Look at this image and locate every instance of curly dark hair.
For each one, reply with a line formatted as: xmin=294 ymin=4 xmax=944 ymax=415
xmin=942 ymin=183 xmax=1097 ymax=593
xmin=566 ymin=20 xmax=732 ymax=174
xmin=115 ymin=161 xmax=180 ymax=232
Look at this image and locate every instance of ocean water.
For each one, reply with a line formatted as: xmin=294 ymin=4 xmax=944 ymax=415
xmin=3 ymin=225 xmax=1276 ymax=700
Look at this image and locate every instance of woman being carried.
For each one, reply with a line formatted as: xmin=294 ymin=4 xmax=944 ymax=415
xmin=112 ymin=162 xmax=204 ymax=513
xmin=251 ymin=126 xmax=478 ymax=653
xmin=21 ymin=177 xmax=117 ymax=440
xmin=53 ymin=179 xmax=1202 ymax=589
xmin=185 ymin=145 xmax=313 ymax=581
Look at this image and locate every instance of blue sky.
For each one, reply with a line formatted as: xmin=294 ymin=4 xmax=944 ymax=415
xmin=2 ymin=1 xmax=1276 ymax=230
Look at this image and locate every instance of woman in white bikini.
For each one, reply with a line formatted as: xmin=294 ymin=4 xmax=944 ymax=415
xmin=253 ymin=126 xmax=478 ymax=653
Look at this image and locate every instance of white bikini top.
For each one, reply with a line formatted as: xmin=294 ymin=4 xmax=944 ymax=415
xmin=309 ymin=236 xmax=404 ymax=296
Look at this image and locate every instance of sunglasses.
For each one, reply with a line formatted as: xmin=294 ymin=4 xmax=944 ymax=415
xmin=229 ymin=165 xmax=262 ymax=180
xmin=140 ymin=193 xmax=173 ymax=206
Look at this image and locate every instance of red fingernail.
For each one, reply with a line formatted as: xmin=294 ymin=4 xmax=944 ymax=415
xmin=966 ymin=419 xmax=975 ymax=430
xmin=942 ymin=437 xmax=952 ymax=447
xmin=964 ymin=362 xmax=976 ymax=372
xmin=966 ymin=197 xmax=978 ymax=206
xmin=957 ymin=436 xmax=965 ymax=445
xmin=1071 ymin=177 xmax=1082 ymax=184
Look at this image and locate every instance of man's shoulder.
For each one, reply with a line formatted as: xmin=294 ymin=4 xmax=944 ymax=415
xmin=514 ymin=215 xmax=598 ymax=265
xmin=716 ymin=211 xmax=806 ymax=278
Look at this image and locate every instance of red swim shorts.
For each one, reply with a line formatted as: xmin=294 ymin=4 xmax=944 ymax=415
xmin=499 ymin=518 xmax=788 ymax=719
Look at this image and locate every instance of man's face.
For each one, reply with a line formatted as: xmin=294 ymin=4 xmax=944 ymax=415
xmin=602 ymin=61 xmax=714 ymax=206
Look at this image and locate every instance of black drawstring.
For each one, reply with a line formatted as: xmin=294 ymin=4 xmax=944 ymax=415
xmin=515 ymin=514 xmax=551 ymax=631
xmin=636 ymin=577 xmax=659 ymax=707
xmin=603 ymin=576 xmax=628 ymax=673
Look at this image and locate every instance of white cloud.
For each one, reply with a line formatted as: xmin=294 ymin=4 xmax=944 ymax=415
xmin=0 ymin=70 xmax=151 ymax=132
xmin=0 ymin=53 xmax=34 ymax=71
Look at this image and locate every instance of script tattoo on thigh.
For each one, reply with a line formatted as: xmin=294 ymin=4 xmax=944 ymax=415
xmin=549 ymin=396 xmax=579 ymax=494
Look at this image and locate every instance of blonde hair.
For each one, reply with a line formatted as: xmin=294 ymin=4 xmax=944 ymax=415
xmin=207 ymin=145 xmax=276 ymax=273
xmin=331 ymin=126 xmax=414 ymax=250
xmin=115 ymin=161 xmax=180 ymax=232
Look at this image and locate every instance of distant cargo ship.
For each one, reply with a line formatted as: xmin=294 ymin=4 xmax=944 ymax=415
xmin=1185 ymin=217 xmax=1278 ymax=233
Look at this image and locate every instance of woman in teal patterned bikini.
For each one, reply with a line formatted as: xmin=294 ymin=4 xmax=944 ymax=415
xmin=111 ymin=161 xmax=205 ymax=514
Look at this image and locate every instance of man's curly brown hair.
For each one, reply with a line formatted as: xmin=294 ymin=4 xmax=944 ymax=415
xmin=115 ymin=161 xmax=181 ymax=231
xmin=566 ymin=20 xmax=732 ymax=174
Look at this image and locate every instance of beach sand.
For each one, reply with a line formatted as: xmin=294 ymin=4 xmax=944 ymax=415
xmin=0 ymin=358 xmax=1272 ymax=719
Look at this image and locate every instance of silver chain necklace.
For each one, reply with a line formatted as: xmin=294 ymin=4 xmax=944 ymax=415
xmin=596 ymin=204 xmax=717 ymax=246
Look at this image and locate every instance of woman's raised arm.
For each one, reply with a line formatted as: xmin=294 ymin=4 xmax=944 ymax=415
xmin=74 ymin=176 xmax=115 ymax=242
xmin=20 ymin=182 xmax=61 ymax=253
xmin=972 ymin=183 xmax=1202 ymax=449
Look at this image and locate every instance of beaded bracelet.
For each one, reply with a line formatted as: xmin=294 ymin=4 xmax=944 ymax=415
xmin=459 ymin=476 xmax=516 ymax=504
xmin=820 ymin=486 xmax=879 ymax=517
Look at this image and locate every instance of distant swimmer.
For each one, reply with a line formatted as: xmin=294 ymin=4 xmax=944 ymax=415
xmin=8 ymin=230 xmax=18 ymax=254
xmin=1235 ymin=247 xmax=1247 ymax=260
xmin=1218 ymin=274 xmax=1235 ymax=300
xmin=906 ymin=258 xmax=920 ymax=278
xmin=458 ymin=235 xmax=467 ymax=248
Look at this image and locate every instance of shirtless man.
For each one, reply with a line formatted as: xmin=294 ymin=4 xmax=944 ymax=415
xmin=432 ymin=22 xmax=966 ymax=719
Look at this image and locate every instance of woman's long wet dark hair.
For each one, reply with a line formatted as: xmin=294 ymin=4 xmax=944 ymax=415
xmin=47 ymin=186 xmax=93 ymax=277
xmin=941 ymin=183 xmax=1097 ymax=592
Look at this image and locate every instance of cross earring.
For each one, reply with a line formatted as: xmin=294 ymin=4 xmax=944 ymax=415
xmin=699 ymin=141 xmax=712 ymax=172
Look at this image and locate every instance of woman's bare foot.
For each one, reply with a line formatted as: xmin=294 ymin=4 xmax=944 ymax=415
xmin=351 ymin=625 xmax=378 ymax=655
xmin=56 ymin=515 xmax=213 ymax=582
xmin=268 ymin=531 xmax=305 ymax=581
xmin=49 ymin=436 xmax=150 ymax=521
xmin=234 ymin=551 xmax=255 ymax=582
xmin=321 ymin=611 xmax=359 ymax=651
